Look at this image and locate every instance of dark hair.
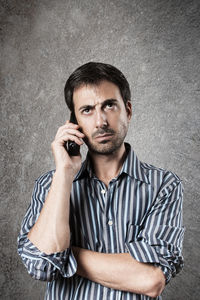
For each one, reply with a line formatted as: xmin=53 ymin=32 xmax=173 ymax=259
xmin=64 ymin=62 xmax=131 ymax=111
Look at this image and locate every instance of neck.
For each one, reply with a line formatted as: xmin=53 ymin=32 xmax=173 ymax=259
xmin=89 ymin=143 xmax=127 ymax=187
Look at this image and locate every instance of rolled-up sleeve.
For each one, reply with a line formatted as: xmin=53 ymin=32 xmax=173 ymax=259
xmin=17 ymin=171 xmax=77 ymax=281
xmin=125 ymin=174 xmax=185 ymax=284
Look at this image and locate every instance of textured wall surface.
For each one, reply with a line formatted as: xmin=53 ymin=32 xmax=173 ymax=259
xmin=0 ymin=0 xmax=199 ymax=299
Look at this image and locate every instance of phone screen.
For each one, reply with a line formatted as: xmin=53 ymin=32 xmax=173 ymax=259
xmin=64 ymin=113 xmax=80 ymax=156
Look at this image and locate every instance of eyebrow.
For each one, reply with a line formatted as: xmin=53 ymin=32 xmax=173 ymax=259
xmin=78 ymin=98 xmax=118 ymax=111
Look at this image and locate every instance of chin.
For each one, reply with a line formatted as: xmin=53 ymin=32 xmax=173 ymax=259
xmin=87 ymin=140 xmax=124 ymax=155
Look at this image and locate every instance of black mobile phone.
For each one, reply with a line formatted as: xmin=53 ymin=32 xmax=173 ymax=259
xmin=64 ymin=112 xmax=80 ymax=156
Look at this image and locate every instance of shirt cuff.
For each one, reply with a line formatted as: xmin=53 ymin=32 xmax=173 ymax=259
xmin=125 ymin=240 xmax=172 ymax=283
xmin=21 ymin=238 xmax=77 ymax=278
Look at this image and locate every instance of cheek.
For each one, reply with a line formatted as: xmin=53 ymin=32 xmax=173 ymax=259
xmin=79 ymin=122 xmax=92 ymax=136
xmin=117 ymin=115 xmax=129 ymax=131
xmin=112 ymin=112 xmax=127 ymax=125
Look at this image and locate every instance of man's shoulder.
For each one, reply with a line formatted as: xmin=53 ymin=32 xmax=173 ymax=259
xmin=140 ymin=160 xmax=182 ymax=185
xmin=138 ymin=160 xmax=183 ymax=202
xmin=35 ymin=169 xmax=56 ymax=186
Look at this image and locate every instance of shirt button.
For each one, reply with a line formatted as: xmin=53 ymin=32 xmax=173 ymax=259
xmin=108 ymin=220 xmax=113 ymax=226
xmin=101 ymin=189 xmax=106 ymax=194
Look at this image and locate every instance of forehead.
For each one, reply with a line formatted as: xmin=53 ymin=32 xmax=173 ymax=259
xmin=73 ymin=80 xmax=123 ymax=109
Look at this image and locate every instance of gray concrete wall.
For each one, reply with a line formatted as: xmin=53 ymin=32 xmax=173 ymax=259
xmin=1 ymin=0 xmax=199 ymax=299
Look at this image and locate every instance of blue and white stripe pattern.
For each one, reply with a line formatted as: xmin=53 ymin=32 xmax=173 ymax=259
xmin=17 ymin=143 xmax=184 ymax=300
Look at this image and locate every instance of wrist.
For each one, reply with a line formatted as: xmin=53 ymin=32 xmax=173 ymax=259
xmin=54 ymin=168 xmax=75 ymax=181
xmin=73 ymin=246 xmax=88 ymax=276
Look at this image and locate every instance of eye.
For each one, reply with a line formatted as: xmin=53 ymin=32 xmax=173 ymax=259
xmin=107 ymin=103 xmax=113 ymax=108
xmin=105 ymin=102 xmax=115 ymax=109
xmin=82 ymin=108 xmax=91 ymax=114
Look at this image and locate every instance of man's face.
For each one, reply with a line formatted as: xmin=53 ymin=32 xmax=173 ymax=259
xmin=73 ymin=80 xmax=132 ymax=155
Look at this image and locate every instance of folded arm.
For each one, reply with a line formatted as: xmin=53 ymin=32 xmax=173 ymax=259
xmin=17 ymin=172 xmax=78 ymax=281
xmin=72 ymin=175 xmax=184 ymax=297
xmin=18 ymin=121 xmax=84 ymax=281
xmin=72 ymin=246 xmax=165 ymax=298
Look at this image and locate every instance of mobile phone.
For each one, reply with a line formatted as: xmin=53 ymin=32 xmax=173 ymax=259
xmin=64 ymin=112 xmax=80 ymax=156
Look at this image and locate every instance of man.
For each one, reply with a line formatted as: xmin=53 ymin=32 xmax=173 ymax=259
xmin=18 ymin=62 xmax=184 ymax=299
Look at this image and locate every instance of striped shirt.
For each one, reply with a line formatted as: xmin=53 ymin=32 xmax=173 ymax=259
xmin=17 ymin=143 xmax=184 ymax=300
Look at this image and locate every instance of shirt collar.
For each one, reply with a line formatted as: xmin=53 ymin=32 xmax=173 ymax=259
xmin=73 ymin=152 xmax=93 ymax=181
xmin=74 ymin=142 xmax=149 ymax=184
xmin=119 ymin=143 xmax=149 ymax=184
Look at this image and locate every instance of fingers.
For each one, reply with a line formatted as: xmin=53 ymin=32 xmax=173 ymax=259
xmin=55 ymin=120 xmax=78 ymax=135
xmin=56 ymin=122 xmax=84 ymax=139
xmin=65 ymin=119 xmax=79 ymax=128
xmin=53 ymin=121 xmax=85 ymax=147
xmin=56 ymin=132 xmax=84 ymax=146
xmin=56 ymin=128 xmax=84 ymax=139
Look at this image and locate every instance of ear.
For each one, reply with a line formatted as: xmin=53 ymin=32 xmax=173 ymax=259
xmin=125 ymin=101 xmax=132 ymax=121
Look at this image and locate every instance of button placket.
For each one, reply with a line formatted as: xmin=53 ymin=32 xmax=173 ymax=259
xmin=106 ymin=183 xmax=115 ymax=228
xmin=101 ymin=189 xmax=106 ymax=195
xmin=108 ymin=220 xmax=113 ymax=226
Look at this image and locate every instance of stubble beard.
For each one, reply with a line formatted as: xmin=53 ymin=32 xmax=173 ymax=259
xmin=84 ymin=122 xmax=128 ymax=155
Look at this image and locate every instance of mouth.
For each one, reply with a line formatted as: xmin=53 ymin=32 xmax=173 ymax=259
xmin=95 ymin=134 xmax=114 ymax=142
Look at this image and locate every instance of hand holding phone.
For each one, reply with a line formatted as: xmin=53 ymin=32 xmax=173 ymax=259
xmin=51 ymin=116 xmax=84 ymax=175
xmin=64 ymin=113 xmax=81 ymax=156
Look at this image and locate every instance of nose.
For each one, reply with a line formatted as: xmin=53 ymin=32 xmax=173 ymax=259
xmin=95 ymin=109 xmax=108 ymax=128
